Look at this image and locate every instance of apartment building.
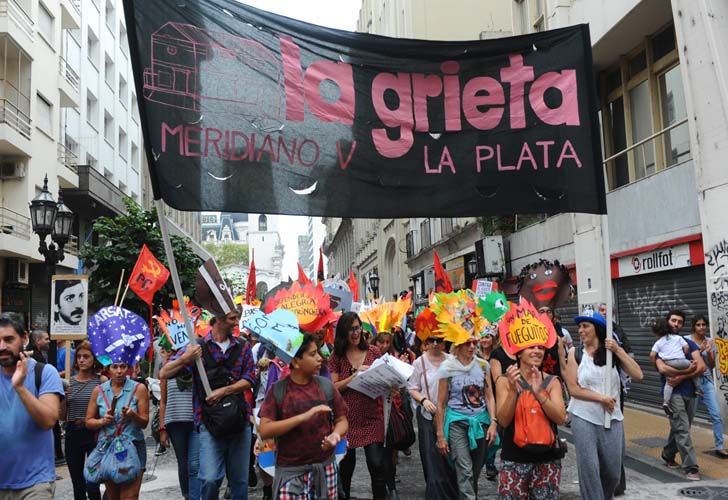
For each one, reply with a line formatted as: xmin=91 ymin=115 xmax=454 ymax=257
xmin=323 ymin=0 xmax=513 ymax=301
xmin=0 ymin=0 xmax=171 ymax=329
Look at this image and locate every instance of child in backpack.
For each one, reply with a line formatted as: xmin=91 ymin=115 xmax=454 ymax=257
xmin=258 ymin=334 xmax=348 ymax=499
xmin=649 ymin=318 xmax=702 ymax=415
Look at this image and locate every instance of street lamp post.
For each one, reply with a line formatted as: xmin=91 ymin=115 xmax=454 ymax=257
xmin=467 ymin=258 xmax=478 ymax=278
xmin=29 ymin=175 xmax=74 ymax=368
xmin=369 ymin=271 xmax=380 ymax=299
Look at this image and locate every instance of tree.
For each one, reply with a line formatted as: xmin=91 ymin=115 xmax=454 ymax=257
xmin=79 ymin=198 xmax=202 ymax=318
xmin=202 ymin=241 xmax=249 ymax=268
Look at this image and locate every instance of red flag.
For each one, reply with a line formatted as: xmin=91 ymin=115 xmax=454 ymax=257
xmin=297 ymin=263 xmax=312 ymax=285
xmin=433 ymin=251 xmax=453 ymax=293
xmin=316 ymin=248 xmax=325 ymax=283
xmin=129 ymin=244 xmax=170 ymax=305
xmin=246 ymin=254 xmax=257 ymax=304
xmin=348 ymin=270 xmax=359 ymax=302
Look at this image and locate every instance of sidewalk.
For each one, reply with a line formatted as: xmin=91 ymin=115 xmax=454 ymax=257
xmin=622 ymin=405 xmax=728 ymax=480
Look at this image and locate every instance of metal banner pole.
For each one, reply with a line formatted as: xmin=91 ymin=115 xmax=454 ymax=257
xmin=155 ymin=198 xmax=211 ymax=396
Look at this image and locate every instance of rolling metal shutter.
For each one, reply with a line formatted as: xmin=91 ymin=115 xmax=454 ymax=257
xmin=614 ymin=266 xmax=709 ymax=416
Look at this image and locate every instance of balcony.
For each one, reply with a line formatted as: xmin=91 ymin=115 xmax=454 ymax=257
xmin=0 ymin=95 xmax=31 ymax=155
xmin=60 ymin=0 xmax=81 ymax=30
xmin=59 ymin=57 xmax=80 ymax=107
xmin=0 ymin=206 xmax=29 ymax=240
xmin=64 ymin=234 xmax=79 ymax=256
xmin=62 ymin=164 xmax=127 ymax=219
xmin=58 ymin=141 xmax=79 ymax=171
xmin=0 ymin=0 xmax=33 ymax=53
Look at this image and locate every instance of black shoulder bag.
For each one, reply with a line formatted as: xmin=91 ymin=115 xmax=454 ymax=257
xmin=199 ymin=342 xmax=249 ymax=439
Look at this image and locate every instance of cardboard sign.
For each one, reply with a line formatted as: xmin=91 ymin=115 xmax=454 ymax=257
xmin=473 ymin=279 xmax=494 ymax=298
xmin=50 ymin=274 xmax=89 ymax=339
xmin=323 ymin=278 xmax=353 ymax=312
xmin=498 ymin=298 xmax=556 ymax=356
xmin=243 ymin=309 xmax=303 ymax=363
xmin=262 ymin=281 xmax=335 ymax=333
xmin=156 ymin=309 xmax=190 ymax=350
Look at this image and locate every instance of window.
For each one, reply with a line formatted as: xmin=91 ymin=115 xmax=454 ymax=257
xmin=87 ymin=29 xmax=100 ymax=68
xmin=405 ymin=231 xmax=415 ymax=258
xmin=118 ymin=75 xmax=127 ymax=107
xmin=86 ymin=91 xmax=98 ymax=130
xmin=131 ymin=142 xmax=139 ymax=172
xmin=104 ymin=110 xmax=113 ymax=144
xmin=599 ymin=22 xmax=689 ymax=190
xmin=441 ymin=217 xmax=454 ymax=236
xmin=131 ymin=93 xmax=139 ymax=122
xmin=120 ymin=24 xmax=129 ymax=55
xmin=659 ymin=65 xmax=691 ymax=166
xmin=105 ymin=54 xmax=114 ymax=88
xmin=118 ymin=128 xmax=127 ymax=159
xmin=36 ymin=94 xmax=52 ymax=134
xmin=420 ymin=219 xmax=431 ymax=249
xmin=105 ymin=0 xmax=115 ymax=32
xmin=38 ymin=4 xmax=54 ymax=45
xmin=258 ymin=214 xmax=267 ymax=231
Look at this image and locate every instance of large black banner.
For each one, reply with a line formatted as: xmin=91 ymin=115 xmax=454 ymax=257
xmin=124 ymin=0 xmax=605 ymax=217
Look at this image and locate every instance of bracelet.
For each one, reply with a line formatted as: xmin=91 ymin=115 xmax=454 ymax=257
xmin=420 ymin=397 xmax=428 ymax=405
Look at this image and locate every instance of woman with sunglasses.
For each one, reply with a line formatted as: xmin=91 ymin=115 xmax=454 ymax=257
xmin=408 ymin=335 xmax=457 ymax=499
xmin=436 ymin=335 xmax=497 ymax=500
xmin=329 ymin=312 xmax=387 ymax=500
xmin=63 ymin=341 xmax=106 ymax=500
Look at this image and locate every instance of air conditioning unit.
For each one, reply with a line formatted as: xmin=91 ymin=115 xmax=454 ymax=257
xmin=6 ymin=258 xmax=29 ymax=284
xmin=0 ymin=161 xmax=26 ymax=180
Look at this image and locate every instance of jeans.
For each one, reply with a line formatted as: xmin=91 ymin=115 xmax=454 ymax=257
xmin=698 ymin=377 xmax=725 ymax=450
xmin=663 ymin=395 xmax=698 ymax=471
xmin=448 ymin=421 xmax=487 ymax=500
xmin=64 ymin=424 xmax=101 ymax=500
xmin=339 ymin=442 xmax=387 ymax=500
xmin=167 ymin=422 xmax=201 ymax=500
xmin=198 ymin=424 xmax=251 ymax=500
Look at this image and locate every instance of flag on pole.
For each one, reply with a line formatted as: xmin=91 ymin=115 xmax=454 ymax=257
xmin=246 ymin=254 xmax=257 ymax=305
xmin=317 ymin=248 xmax=325 ymax=283
xmin=348 ymin=270 xmax=359 ymax=302
xmin=195 ymin=259 xmax=237 ymax=316
xmin=433 ymin=251 xmax=453 ymax=293
xmin=297 ymin=263 xmax=312 ymax=285
xmin=128 ymin=244 xmax=170 ymax=305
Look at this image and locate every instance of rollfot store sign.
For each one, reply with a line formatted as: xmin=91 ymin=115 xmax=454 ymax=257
xmin=618 ymin=243 xmax=692 ymax=277
xmin=123 ymin=0 xmax=605 ymax=218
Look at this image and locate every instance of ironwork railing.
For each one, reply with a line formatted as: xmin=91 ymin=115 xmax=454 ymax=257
xmin=0 ymin=97 xmax=30 ymax=138
xmin=58 ymin=141 xmax=79 ymax=171
xmin=0 ymin=206 xmax=30 ymax=239
xmin=59 ymin=57 xmax=80 ymax=94
xmin=65 ymin=234 xmax=79 ymax=255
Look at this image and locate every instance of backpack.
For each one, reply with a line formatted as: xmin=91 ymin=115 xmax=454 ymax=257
xmin=513 ymin=374 xmax=556 ymax=454
xmin=34 ymin=362 xmax=44 ymax=393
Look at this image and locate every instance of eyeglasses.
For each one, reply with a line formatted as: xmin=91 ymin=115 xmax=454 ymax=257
xmin=350 ymin=326 xmax=363 ymax=334
xmin=426 ymin=338 xmax=443 ymax=345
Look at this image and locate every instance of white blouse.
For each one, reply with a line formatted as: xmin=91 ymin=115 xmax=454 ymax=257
xmin=567 ymin=350 xmax=624 ymax=425
xmin=407 ymin=353 xmax=448 ymax=421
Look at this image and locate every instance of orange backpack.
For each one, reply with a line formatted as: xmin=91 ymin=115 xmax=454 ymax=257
xmin=513 ymin=374 xmax=556 ymax=454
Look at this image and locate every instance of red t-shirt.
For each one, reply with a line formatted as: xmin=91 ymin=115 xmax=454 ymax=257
xmin=258 ymin=377 xmax=348 ymax=467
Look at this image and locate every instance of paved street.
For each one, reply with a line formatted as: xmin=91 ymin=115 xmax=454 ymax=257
xmin=52 ymin=410 xmax=728 ymax=499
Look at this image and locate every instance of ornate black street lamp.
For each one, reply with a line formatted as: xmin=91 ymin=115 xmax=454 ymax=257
xmin=29 ymin=175 xmax=74 ymax=368
xmin=369 ymin=270 xmax=380 ymax=299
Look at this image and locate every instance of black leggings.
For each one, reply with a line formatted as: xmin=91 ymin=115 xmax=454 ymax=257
xmin=65 ymin=425 xmax=101 ymax=500
xmin=339 ymin=442 xmax=387 ymax=500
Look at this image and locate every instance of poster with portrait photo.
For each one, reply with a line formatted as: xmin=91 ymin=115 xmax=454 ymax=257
xmin=50 ymin=275 xmax=89 ymax=338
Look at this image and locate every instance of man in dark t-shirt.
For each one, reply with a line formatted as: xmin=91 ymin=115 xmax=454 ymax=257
xmin=259 ymin=334 xmax=348 ymax=497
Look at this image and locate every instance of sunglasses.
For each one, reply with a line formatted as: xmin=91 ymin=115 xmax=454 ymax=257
xmin=462 ymin=340 xmax=479 ymax=347
xmin=426 ymin=338 xmax=443 ymax=345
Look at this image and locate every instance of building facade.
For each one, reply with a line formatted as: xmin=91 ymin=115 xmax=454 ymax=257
xmin=322 ymin=0 xmax=512 ymax=302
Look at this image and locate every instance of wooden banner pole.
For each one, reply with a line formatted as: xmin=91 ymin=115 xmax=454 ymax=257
xmin=154 ymin=199 xmax=212 ymax=396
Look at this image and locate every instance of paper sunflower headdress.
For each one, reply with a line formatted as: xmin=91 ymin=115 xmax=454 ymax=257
xmin=430 ymin=290 xmax=488 ymax=346
xmin=497 ymin=298 xmax=557 ymax=356
xmin=359 ymin=294 xmax=412 ymax=334
xmin=414 ymin=307 xmax=440 ymax=341
xmin=478 ymin=290 xmax=510 ymax=323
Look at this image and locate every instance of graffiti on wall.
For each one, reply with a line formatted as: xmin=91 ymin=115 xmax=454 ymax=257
xmin=706 ymin=239 xmax=728 ymax=406
xmin=624 ymin=282 xmax=693 ymax=328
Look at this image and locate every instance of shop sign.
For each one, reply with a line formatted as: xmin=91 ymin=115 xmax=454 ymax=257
xmin=618 ymin=243 xmax=691 ymax=277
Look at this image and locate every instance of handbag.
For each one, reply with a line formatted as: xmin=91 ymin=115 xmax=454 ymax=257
xmin=387 ymin=390 xmax=416 ymax=451
xmin=199 ymin=342 xmax=249 ymax=439
xmin=84 ymin=383 xmax=142 ymax=484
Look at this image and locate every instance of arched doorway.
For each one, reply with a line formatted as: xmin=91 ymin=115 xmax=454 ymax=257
xmin=384 ymin=238 xmax=396 ymax=300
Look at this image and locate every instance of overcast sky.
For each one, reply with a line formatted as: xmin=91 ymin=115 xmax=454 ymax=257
xmin=238 ymin=0 xmax=361 ymax=279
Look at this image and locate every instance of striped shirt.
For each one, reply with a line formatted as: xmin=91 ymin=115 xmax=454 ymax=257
xmin=164 ymin=378 xmax=194 ymax=425
xmin=66 ymin=375 xmax=101 ymax=421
